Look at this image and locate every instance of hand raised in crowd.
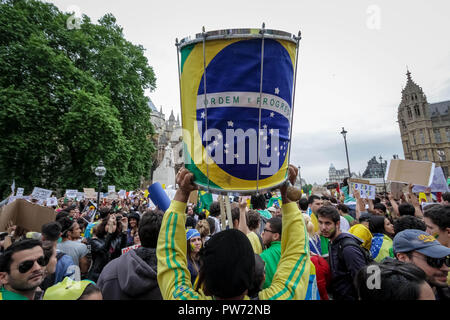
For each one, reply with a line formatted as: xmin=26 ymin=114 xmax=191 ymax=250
xmin=238 ymin=196 xmax=250 ymax=211
xmin=174 ymin=168 xmax=198 ymax=203
xmin=120 ymin=216 xmax=128 ymax=232
xmin=279 ymin=164 xmax=298 ymax=204
xmin=7 ymin=220 xmax=16 ymax=235
xmin=106 ymin=215 xmax=117 ymax=234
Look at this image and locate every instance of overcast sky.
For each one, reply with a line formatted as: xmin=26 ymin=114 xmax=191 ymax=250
xmin=48 ymin=0 xmax=450 ymax=184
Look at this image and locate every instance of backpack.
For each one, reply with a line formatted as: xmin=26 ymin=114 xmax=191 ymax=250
xmin=337 ymin=237 xmax=374 ymax=266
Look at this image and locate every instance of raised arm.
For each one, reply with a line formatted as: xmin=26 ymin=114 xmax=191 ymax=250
xmin=238 ymin=196 xmax=250 ymax=235
xmin=259 ymin=165 xmax=311 ymax=300
xmin=156 ymin=169 xmax=203 ymax=300
xmin=387 ymin=193 xmax=399 ymax=219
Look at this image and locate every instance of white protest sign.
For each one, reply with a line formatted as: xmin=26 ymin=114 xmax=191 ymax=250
xmin=7 ymin=196 xmax=17 ymax=205
xmin=118 ymin=190 xmax=126 ymax=199
xmin=108 ymin=186 xmax=116 ymax=194
xmin=350 ymin=182 xmax=376 ymax=200
xmin=16 ymin=188 xmax=24 ymax=197
xmin=121 ymin=244 xmax=141 ymax=255
xmin=76 ymin=192 xmax=85 ymax=201
xmin=46 ymin=197 xmax=58 ymax=207
xmin=65 ymin=189 xmax=78 ymax=199
xmin=83 ymin=188 xmax=97 ymax=199
xmin=31 ymin=187 xmax=52 ymax=202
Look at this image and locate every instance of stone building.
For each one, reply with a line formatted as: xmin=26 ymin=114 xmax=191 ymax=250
xmin=362 ymin=156 xmax=387 ymax=179
xmin=327 ymin=164 xmax=358 ymax=183
xmin=148 ymin=98 xmax=184 ymax=179
xmin=397 ymin=70 xmax=450 ymax=177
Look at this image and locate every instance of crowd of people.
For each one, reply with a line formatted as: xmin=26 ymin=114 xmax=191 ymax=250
xmin=0 ymin=165 xmax=449 ymax=300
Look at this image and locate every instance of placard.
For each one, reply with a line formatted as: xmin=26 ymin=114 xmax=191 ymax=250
xmin=108 ymin=186 xmax=116 ymax=194
xmin=76 ymin=192 xmax=85 ymax=201
xmin=65 ymin=189 xmax=78 ymax=199
xmin=390 ymin=182 xmax=407 ymax=199
xmin=16 ymin=187 xmax=24 ymax=197
xmin=46 ymin=197 xmax=58 ymax=207
xmin=118 ymin=190 xmax=126 ymax=199
xmin=350 ymin=181 xmax=376 ymax=200
xmin=121 ymin=244 xmax=141 ymax=255
xmin=412 ymin=167 xmax=449 ymax=193
xmin=386 ymin=159 xmax=434 ymax=186
xmin=0 ymin=199 xmax=57 ymax=232
xmin=83 ymin=188 xmax=97 ymax=199
xmin=31 ymin=187 xmax=52 ymax=202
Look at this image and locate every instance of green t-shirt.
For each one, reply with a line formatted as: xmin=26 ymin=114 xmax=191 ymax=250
xmin=260 ymin=241 xmax=281 ymax=289
xmin=343 ymin=214 xmax=355 ymax=224
xmin=258 ymin=209 xmax=272 ymax=220
xmin=0 ymin=287 xmax=29 ymax=300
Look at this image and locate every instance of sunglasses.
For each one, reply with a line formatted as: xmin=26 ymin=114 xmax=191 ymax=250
xmin=18 ymin=256 xmax=47 ymax=273
xmin=426 ymin=255 xmax=450 ymax=269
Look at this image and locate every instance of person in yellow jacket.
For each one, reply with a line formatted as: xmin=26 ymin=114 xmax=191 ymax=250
xmin=157 ymin=165 xmax=310 ymax=300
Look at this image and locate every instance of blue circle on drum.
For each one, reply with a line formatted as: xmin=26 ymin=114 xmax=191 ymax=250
xmin=197 ymin=39 xmax=293 ymax=180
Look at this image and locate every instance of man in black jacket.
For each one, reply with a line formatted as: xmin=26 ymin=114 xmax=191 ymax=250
xmin=97 ymin=210 xmax=164 ymax=300
xmin=317 ymin=205 xmax=369 ymax=300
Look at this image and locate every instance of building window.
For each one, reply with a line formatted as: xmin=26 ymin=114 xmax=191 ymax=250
xmin=423 ymin=150 xmax=429 ymax=161
xmin=446 ymin=128 xmax=450 ymax=142
xmin=406 ymin=107 xmax=413 ymax=119
xmin=412 ymin=132 xmax=417 ymax=145
xmin=414 ymin=104 xmax=421 ymax=116
xmin=419 ymin=129 xmax=425 ymax=144
xmin=434 ymin=129 xmax=442 ymax=143
xmin=416 ymin=150 xmax=420 ymax=160
xmin=401 ymin=119 xmax=406 ymax=130
xmin=405 ymin=141 xmax=409 ymax=153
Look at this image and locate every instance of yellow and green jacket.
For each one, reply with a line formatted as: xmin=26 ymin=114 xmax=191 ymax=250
xmin=157 ymin=201 xmax=310 ymax=300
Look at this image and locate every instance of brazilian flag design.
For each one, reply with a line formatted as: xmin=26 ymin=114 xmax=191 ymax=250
xmin=180 ymin=34 xmax=297 ymax=192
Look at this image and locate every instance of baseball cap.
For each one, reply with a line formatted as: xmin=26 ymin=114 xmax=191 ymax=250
xmin=43 ymin=277 xmax=95 ymax=300
xmin=393 ymin=229 xmax=450 ymax=258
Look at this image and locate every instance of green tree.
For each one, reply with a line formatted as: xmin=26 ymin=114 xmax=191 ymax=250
xmin=0 ymin=0 xmax=156 ymax=198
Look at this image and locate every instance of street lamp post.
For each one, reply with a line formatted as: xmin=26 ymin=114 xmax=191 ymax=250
xmin=379 ymin=155 xmax=387 ymax=196
xmin=340 ymin=127 xmax=351 ymax=180
xmin=94 ymin=160 xmax=106 ymax=215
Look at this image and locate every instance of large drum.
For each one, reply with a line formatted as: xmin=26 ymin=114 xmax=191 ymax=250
xmin=176 ymin=26 xmax=301 ymax=194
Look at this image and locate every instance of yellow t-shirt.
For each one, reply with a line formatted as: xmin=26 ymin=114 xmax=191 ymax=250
xmin=247 ymin=231 xmax=263 ymax=255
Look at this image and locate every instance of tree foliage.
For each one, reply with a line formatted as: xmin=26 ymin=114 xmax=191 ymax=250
xmin=0 ymin=0 xmax=157 ymax=197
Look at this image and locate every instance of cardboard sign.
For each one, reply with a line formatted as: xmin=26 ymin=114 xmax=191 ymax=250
xmin=390 ymin=182 xmax=407 ymax=199
xmin=107 ymin=192 xmax=119 ymax=200
xmin=350 ymin=182 xmax=376 ymax=200
xmin=108 ymin=186 xmax=116 ymax=194
xmin=83 ymin=188 xmax=97 ymax=199
xmin=0 ymin=199 xmax=57 ymax=232
xmin=386 ymin=159 xmax=434 ymax=186
xmin=412 ymin=167 xmax=449 ymax=193
xmin=46 ymin=197 xmax=58 ymax=207
xmin=16 ymin=187 xmax=24 ymax=197
xmin=31 ymin=187 xmax=52 ymax=202
xmin=121 ymin=244 xmax=141 ymax=255
xmin=76 ymin=192 xmax=85 ymax=201
xmin=65 ymin=189 xmax=78 ymax=199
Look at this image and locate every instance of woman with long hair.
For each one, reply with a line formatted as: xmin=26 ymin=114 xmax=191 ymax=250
xmin=368 ymin=215 xmax=395 ymax=262
xmin=186 ymin=228 xmax=202 ymax=285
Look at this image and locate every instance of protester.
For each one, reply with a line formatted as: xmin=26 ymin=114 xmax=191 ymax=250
xmin=56 ymin=216 xmax=90 ymax=276
xmin=251 ymin=193 xmax=272 ymax=235
xmin=260 ymin=217 xmax=282 ymax=289
xmin=423 ymin=205 xmax=449 ymax=247
xmin=186 ymin=228 xmax=202 ymax=285
xmin=40 ymin=221 xmax=76 ymax=286
xmin=157 ymin=165 xmax=311 ymax=300
xmin=368 ymin=215 xmax=395 ymax=262
xmin=394 ymin=229 xmax=450 ymax=300
xmin=393 ymin=215 xmax=427 ymax=235
xmin=0 ymin=239 xmax=47 ymax=300
xmin=126 ymin=211 xmax=140 ymax=246
xmin=196 ymin=218 xmax=211 ymax=246
xmin=97 ymin=210 xmax=163 ymax=300
xmin=87 ymin=214 xmax=128 ymax=282
xmin=337 ymin=204 xmax=356 ymax=227
xmin=318 ymin=205 xmax=371 ymax=300
xmin=348 ymin=223 xmax=373 ymax=252
xmin=207 ymin=202 xmax=222 ymax=235
xmin=355 ymin=259 xmax=435 ymax=300
xmin=43 ymin=277 xmax=102 ymax=300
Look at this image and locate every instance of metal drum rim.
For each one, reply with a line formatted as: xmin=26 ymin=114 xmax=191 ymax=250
xmin=193 ymin=177 xmax=289 ymax=196
xmin=178 ymin=28 xmax=297 ymax=49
